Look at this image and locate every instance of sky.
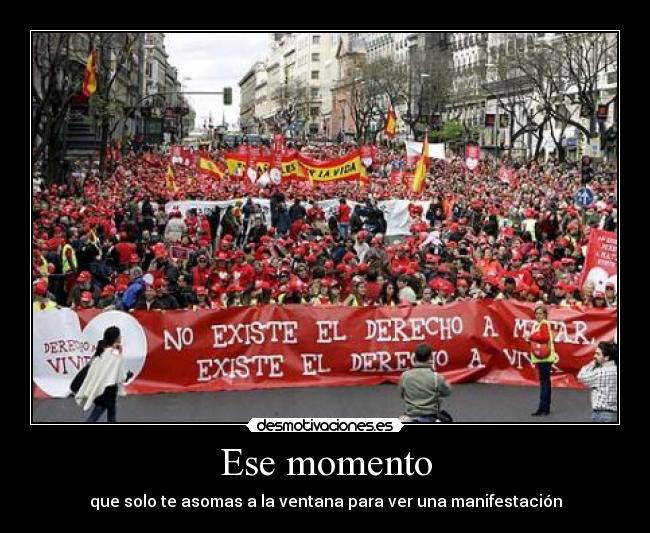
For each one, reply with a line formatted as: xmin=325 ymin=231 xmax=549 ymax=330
xmin=165 ymin=32 xmax=268 ymax=132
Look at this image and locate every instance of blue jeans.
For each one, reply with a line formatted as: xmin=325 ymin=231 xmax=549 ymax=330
xmin=592 ymin=411 xmax=617 ymax=423
xmin=339 ymin=223 xmax=350 ymax=239
xmin=87 ymin=403 xmax=117 ymax=423
xmin=537 ymin=362 xmax=552 ymax=413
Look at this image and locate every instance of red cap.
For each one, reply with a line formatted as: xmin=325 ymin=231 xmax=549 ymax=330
xmin=594 ymin=291 xmax=606 ymax=299
xmin=357 ymin=230 xmax=368 ymax=240
xmin=154 ymin=278 xmax=166 ymax=289
xmin=287 ymin=279 xmax=303 ymax=293
xmin=115 ymin=282 xmax=128 ymax=292
xmin=77 ymin=271 xmax=91 ymax=283
xmin=80 ymin=291 xmax=93 ymax=303
xmin=195 ymin=286 xmax=208 ymax=296
xmin=101 ymin=284 xmax=115 ymax=297
xmin=606 ymin=282 xmax=615 ymax=289
xmin=155 ymin=247 xmax=167 ymax=259
xmin=217 ymin=251 xmax=229 ymax=261
xmin=129 ymin=253 xmax=140 ymax=264
xmin=119 ymin=231 xmax=127 ymax=240
xmin=324 ymin=260 xmax=334 ymax=269
xmin=222 ymin=234 xmax=234 ymax=242
xmin=34 ymin=280 xmax=48 ymax=296
xmin=227 ymin=285 xmax=243 ymax=294
xmin=457 ymin=279 xmax=469 ymax=288
xmin=357 ymin=263 xmax=368 ymax=273
xmin=267 ymin=227 xmax=276 ymax=236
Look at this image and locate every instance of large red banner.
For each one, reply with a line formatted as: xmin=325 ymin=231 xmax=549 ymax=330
xmin=33 ymin=302 xmax=616 ymax=398
xmin=580 ymin=229 xmax=617 ymax=291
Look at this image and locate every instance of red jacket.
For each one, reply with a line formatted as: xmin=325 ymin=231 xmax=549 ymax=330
xmin=530 ymin=323 xmax=550 ymax=343
xmin=231 ymin=263 xmax=255 ymax=289
xmin=115 ymin=241 xmax=136 ymax=265
xmin=192 ymin=265 xmax=214 ymax=289
xmin=337 ymin=204 xmax=351 ymax=223
xmin=366 ymin=281 xmax=382 ymax=304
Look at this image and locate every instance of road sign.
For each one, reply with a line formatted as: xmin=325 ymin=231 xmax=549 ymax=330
xmin=575 ymin=187 xmax=594 ymax=209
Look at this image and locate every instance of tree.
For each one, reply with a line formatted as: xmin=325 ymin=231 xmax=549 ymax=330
xmin=482 ymin=51 xmax=549 ymax=159
xmin=32 ymin=33 xmax=84 ymax=184
xmin=337 ymin=66 xmax=382 ymax=143
xmin=92 ymin=32 xmax=141 ymax=176
xmin=360 ymin=57 xmax=409 ymax=141
xmin=553 ymin=33 xmax=618 ymax=137
xmin=270 ymin=80 xmax=309 ymax=135
xmin=404 ymin=48 xmax=453 ymax=138
xmin=431 ymin=120 xmax=463 ymax=143
xmin=33 ymin=32 xmax=141 ymax=182
xmin=507 ymin=32 xmax=618 ymax=160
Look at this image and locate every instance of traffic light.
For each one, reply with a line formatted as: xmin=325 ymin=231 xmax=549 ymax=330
xmin=581 ymin=156 xmax=594 ymax=185
xmin=223 ymin=87 xmax=232 ymax=106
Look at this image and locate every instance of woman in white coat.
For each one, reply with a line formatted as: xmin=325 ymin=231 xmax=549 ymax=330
xmin=75 ymin=326 xmax=133 ymax=423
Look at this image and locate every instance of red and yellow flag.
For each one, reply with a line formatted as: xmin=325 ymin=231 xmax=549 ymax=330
xmin=412 ymin=133 xmax=429 ymax=194
xmin=198 ymin=157 xmax=225 ymax=179
xmin=165 ymin=165 xmax=178 ymax=193
xmin=82 ymin=48 xmax=97 ymax=97
xmin=384 ymin=105 xmax=397 ymax=138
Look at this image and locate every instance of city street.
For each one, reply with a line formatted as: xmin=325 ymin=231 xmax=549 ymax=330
xmin=33 ymin=382 xmax=592 ymax=423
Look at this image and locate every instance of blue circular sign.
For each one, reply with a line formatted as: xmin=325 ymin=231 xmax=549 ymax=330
xmin=575 ymin=187 xmax=594 ymax=208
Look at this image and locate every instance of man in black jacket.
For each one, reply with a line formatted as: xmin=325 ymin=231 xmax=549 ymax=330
xmin=208 ymin=206 xmax=221 ymax=244
xmin=247 ymin=216 xmax=268 ymax=245
xmin=289 ymin=198 xmax=306 ymax=223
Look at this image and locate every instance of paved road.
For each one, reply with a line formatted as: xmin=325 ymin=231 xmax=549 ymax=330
xmin=32 ymin=383 xmax=593 ymax=423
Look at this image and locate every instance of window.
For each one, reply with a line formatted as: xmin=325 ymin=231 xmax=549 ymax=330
xmin=310 ymin=107 xmax=320 ymax=117
xmin=311 ymin=70 xmax=319 ymax=80
xmin=312 ymin=53 xmax=320 ymax=62
xmin=313 ymin=35 xmax=320 ymax=45
xmin=146 ymin=62 xmax=152 ymax=77
xmin=311 ymin=87 xmax=319 ymax=98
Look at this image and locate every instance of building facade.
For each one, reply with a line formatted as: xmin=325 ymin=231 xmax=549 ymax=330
xmin=240 ymin=33 xmax=338 ymax=138
xmin=238 ymin=61 xmax=264 ymax=132
xmin=330 ymin=33 xmax=367 ymax=139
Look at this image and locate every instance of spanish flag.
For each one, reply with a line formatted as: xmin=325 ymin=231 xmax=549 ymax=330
xmin=384 ymin=104 xmax=397 ymax=139
xmin=412 ymin=133 xmax=429 ymax=194
xmin=198 ymin=157 xmax=224 ymax=179
xmin=82 ymin=48 xmax=97 ymax=97
xmin=165 ymin=165 xmax=178 ymax=193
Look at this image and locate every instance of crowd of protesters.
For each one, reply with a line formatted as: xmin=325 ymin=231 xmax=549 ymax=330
xmin=32 ymin=141 xmax=617 ymax=312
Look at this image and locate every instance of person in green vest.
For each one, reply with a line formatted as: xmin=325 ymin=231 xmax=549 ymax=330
xmin=525 ymin=304 xmax=559 ymax=416
xmin=33 ymin=279 xmax=57 ymax=312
